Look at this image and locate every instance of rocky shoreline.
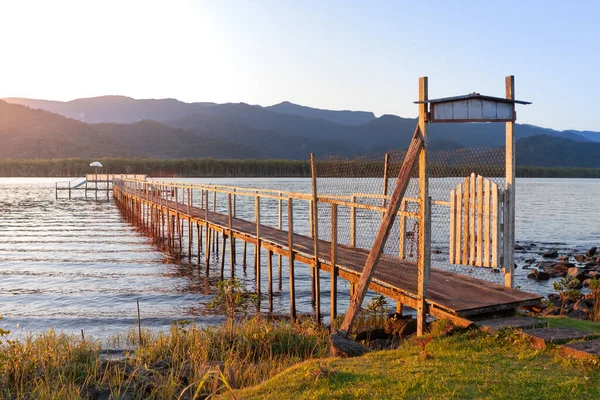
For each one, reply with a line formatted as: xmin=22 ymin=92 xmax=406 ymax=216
xmin=520 ymin=245 xmax=600 ymax=320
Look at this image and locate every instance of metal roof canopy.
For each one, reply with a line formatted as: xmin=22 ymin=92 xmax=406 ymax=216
xmin=414 ymin=92 xmax=531 ymax=123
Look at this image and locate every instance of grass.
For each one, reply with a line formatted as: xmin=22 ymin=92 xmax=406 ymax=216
xmin=229 ymin=329 xmax=600 ymax=400
xmin=537 ymin=316 xmax=600 ymax=334
xmin=0 ymin=316 xmax=329 ymax=399
xmin=2 ymin=316 xmax=600 ymax=399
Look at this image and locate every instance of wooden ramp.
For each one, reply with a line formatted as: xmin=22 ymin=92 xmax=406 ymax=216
xmin=115 ymin=181 xmax=542 ymax=325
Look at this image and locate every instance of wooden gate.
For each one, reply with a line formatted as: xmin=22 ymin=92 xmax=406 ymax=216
xmin=449 ymin=173 xmax=504 ymax=267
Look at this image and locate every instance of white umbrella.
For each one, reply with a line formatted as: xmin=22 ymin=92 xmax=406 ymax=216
xmin=90 ymin=161 xmax=103 ymax=181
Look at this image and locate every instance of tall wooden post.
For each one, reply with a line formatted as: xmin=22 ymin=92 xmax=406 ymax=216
xmin=310 ymin=153 xmax=321 ymax=322
xmin=417 ymin=76 xmax=431 ymax=337
xmin=504 ymin=75 xmax=516 ymax=288
xmin=330 ymin=203 xmax=338 ymax=324
xmin=255 ymin=195 xmax=261 ymax=296
xmin=228 ymin=193 xmax=234 ymax=278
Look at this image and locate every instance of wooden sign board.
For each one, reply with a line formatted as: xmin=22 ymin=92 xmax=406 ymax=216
xmin=431 ymin=99 xmax=514 ymax=123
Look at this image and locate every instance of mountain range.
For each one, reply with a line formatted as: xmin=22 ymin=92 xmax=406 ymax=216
xmin=2 ymin=96 xmax=600 ymax=167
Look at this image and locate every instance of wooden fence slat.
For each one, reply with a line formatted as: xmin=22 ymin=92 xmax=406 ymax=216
xmin=469 ymin=173 xmax=476 ymax=265
xmin=476 ymin=175 xmax=483 ymax=266
xmin=491 ymin=182 xmax=499 ymax=268
xmin=462 ymin=177 xmax=470 ymax=265
xmin=449 ymin=189 xmax=456 ymax=263
xmin=483 ymin=179 xmax=491 ymax=267
xmin=455 ymin=184 xmax=462 ymax=265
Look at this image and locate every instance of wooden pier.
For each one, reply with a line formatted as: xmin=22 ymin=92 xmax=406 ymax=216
xmin=56 ymin=174 xmax=147 ymax=199
xmin=113 ymin=178 xmax=542 ymax=328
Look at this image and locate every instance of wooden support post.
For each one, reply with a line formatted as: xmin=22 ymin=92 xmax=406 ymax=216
xmin=243 ymin=241 xmax=247 ymax=272
xmin=416 ymin=76 xmax=431 ymax=337
xmin=232 ymin=188 xmax=236 ymax=264
xmin=288 ymin=198 xmax=296 ymax=322
xmin=255 ymin=195 xmax=261 ymax=296
xmin=310 ymin=153 xmax=321 ymax=322
xmin=228 ymin=193 xmax=234 ymax=278
xmin=220 ymin=234 xmax=226 ymax=279
xmin=339 ymin=125 xmax=424 ymax=335
xmin=197 ymin=222 xmax=201 ymax=267
xmin=330 ymin=203 xmax=338 ymax=324
xmin=205 ymin=190 xmax=210 ymax=270
xmin=188 ymin=189 xmax=192 ymax=260
xmin=267 ymin=249 xmax=273 ymax=312
xmin=504 ymin=75 xmax=516 ymax=288
xmin=382 ymin=153 xmax=390 ymax=208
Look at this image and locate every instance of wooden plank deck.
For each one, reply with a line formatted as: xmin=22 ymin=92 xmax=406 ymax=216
xmin=120 ymin=184 xmax=542 ymax=321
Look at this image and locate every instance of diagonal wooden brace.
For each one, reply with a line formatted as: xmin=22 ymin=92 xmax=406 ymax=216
xmin=340 ymin=124 xmax=424 ymax=335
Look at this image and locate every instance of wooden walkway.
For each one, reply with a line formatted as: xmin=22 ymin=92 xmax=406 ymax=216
xmin=114 ymin=180 xmax=542 ymax=326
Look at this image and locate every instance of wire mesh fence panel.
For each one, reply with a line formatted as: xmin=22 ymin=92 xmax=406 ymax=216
xmin=315 ymin=145 xmax=507 ymax=286
xmin=428 ymin=147 xmax=506 ymax=284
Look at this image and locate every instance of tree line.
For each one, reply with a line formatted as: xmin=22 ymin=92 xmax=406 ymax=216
xmin=0 ymin=158 xmax=599 ymax=178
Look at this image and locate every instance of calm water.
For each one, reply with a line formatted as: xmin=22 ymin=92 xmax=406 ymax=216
xmin=0 ymin=177 xmax=598 ymax=340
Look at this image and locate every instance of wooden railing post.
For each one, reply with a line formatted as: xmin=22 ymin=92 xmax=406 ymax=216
xmin=278 ymin=192 xmax=283 ymax=290
xmin=350 ymin=195 xmax=356 ymax=247
xmin=310 ymin=153 xmax=321 ymax=322
xmin=228 ymin=193 xmax=234 ymax=277
xmin=288 ymin=198 xmax=296 ymax=322
xmin=330 ymin=203 xmax=338 ymax=324
xmin=255 ymin=194 xmax=261 ymax=296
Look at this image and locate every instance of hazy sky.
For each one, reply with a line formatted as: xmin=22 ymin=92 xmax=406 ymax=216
xmin=1 ymin=0 xmax=599 ymax=131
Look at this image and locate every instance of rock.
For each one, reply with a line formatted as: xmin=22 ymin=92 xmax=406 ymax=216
xmin=432 ymin=249 xmax=442 ymax=254
xmin=575 ymin=254 xmax=586 ymax=262
xmin=491 ymin=268 xmax=501 ymax=273
xmin=583 ymin=279 xmax=591 ymax=287
xmin=535 ymin=261 xmax=556 ymax=270
xmin=587 ymin=247 xmax=598 ymax=258
xmin=525 ymin=258 xmax=536 ymax=264
xmin=548 ymin=293 xmax=561 ymax=302
xmin=330 ymin=331 xmax=369 ymax=357
xmin=543 ymin=248 xmax=559 ymax=258
xmin=385 ymin=314 xmax=417 ymax=337
xmin=559 ymin=255 xmax=569 ymax=262
xmin=354 ymin=328 xmax=391 ymax=342
xmin=585 ymin=262 xmax=599 ymax=268
xmin=541 ymin=306 xmax=561 ymax=316
xmin=515 ymin=244 xmax=525 ymax=251
xmin=567 ymin=310 xmax=589 ymax=320
xmin=553 ymin=263 xmax=569 ymax=273
xmin=527 ymin=270 xmax=550 ymax=281
xmin=567 ymin=267 xmax=587 ymax=282
xmin=530 ymin=243 xmax=537 ymax=248
xmin=574 ymin=298 xmax=591 ymax=312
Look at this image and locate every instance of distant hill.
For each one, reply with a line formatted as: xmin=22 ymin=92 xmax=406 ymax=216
xmin=3 ymin=96 xmax=217 ymax=124
xmin=266 ymin=101 xmax=375 ymax=125
xmin=515 ymin=135 xmax=600 ymax=168
xmin=2 ymin=96 xmax=600 ymax=168
xmin=562 ymin=130 xmax=600 ymax=143
xmin=0 ymin=101 xmax=256 ymax=159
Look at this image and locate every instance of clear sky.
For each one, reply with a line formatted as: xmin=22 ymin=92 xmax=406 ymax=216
xmin=1 ymin=0 xmax=599 ymax=131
